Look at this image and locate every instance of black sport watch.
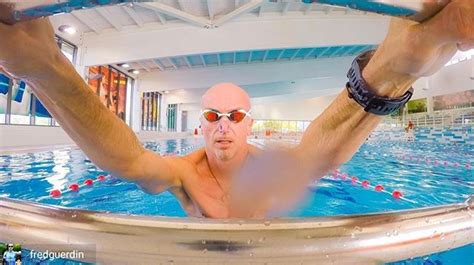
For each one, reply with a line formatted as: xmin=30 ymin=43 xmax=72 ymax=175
xmin=346 ymin=49 xmax=413 ymax=116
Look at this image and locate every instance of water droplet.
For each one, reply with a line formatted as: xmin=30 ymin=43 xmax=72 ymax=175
xmin=393 ymin=230 xmax=399 ymax=236
xmin=263 ymin=220 xmax=271 ymax=226
xmin=325 ymin=254 xmax=329 ymax=258
xmin=386 ymin=231 xmax=391 ymax=237
xmin=201 ymin=248 xmax=207 ymax=254
xmin=440 ymin=233 xmax=445 ymax=240
xmin=249 ymin=252 xmax=254 ymax=257
xmin=350 ymin=233 xmax=356 ymax=239
xmin=202 ymin=240 xmax=206 ymax=245
xmin=354 ymin=226 xmax=362 ymax=232
xmin=258 ymin=237 xmax=266 ymax=243
xmin=305 ymin=235 xmax=312 ymax=239
xmin=425 ymin=218 xmax=430 ymax=223
xmin=247 ymin=239 xmax=253 ymax=244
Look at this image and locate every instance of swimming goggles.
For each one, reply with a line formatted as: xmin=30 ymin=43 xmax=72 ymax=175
xmin=201 ymin=109 xmax=251 ymax=123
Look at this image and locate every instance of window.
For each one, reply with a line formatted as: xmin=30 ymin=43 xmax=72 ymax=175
xmin=141 ymin=92 xmax=161 ymax=131
xmin=167 ymin=104 xmax=177 ymax=132
xmin=0 ymin=35 xmax=77 ymax=126
xmin=10 ymin=81 xmax=31 ymax=125
xmin=251 ymin=119 xmax=312 ymax=137
xmin=0 ymin=73 xmax=10 ymax=124
xmin=86 ymin=65 xmax=132 ymax=122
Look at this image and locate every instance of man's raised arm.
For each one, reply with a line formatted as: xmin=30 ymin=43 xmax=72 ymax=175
xmin=297 ymin=1 xmax=473 ymax=175
xmin=0 ymin=19 xmax=181 ymax=193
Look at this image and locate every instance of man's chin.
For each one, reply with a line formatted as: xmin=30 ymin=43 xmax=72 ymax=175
xmin=215 ymin=149 xmax=236 ymax=161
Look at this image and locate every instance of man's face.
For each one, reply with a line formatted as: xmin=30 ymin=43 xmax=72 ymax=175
xmin=200 ymin=83 xmax=253 ymax=161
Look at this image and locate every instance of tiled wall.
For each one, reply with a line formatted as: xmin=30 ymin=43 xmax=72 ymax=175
xmin=369 ymin=126 xmax=474 ymax=145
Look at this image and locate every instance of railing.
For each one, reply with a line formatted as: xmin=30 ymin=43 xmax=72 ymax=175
xmin=381 ymin=107 xmax=474 ymax=128
xmin=0 ymin=197 xmax=472 ymax=264
xmin=251 ymin=108 xmax=474 ymax=140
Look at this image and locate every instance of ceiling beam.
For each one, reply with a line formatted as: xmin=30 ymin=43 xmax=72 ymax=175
xmin=150 ymin=59 xmax=164 ymax=71
xmin=71 ymin=12 xmax=101 ymax=34
xmin=212 ymin=0 xmax=264 ymax=28
xmin=276 ymin=49 xmax=285 ymax=60
xmin=341 ymin=45 xmax=361 ymax=56
xmin=200 ymin=55 xmax=207 ymax=66
xmin=331 ymin=46 xmax=346 ymax=57
xmin=137 ymin=2 xmax=209 ymax=28
xmin=136 ymin=61 xmax=151 ymax=72
xmin=290 ymin=48 xmax=301 ymax=60
xmin=183 ymin=56 xmax=192 ymax=68
xmin=206 ymin=0 xmax=214 ymax=20
xmin=318 ymin=46 xmax=332 ymax=58
xmin=262 ymin=50 xmax=269 ymax=62
xmin=155 ymin=12 xmax=166 ymax=24
xmin=247 ymin=51 xmax=253 ymax=63
xmin=258 ymin=5 xmax=264 ymax=17
xmin=122 ymin=6 xmax=144 ymax=27
xmin=303 ymin=48 xmax=316 ymax=59
xmin=341 ymin=46 xmax=357 ymax=56
xmin=168 ymin=58 xmax=178 ymax=70
xmin=96 ymin=7 xmax=122 ymax=31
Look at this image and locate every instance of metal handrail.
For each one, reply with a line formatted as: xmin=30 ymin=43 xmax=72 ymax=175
xmin=0 ymin=197 xmax=472 ymax=264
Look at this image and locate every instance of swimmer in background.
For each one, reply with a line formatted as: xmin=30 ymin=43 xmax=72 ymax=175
xmin=0 ymin=1 xmax=472 ymax=218
xmin=405 ymin=120 xmax=415 ymax=141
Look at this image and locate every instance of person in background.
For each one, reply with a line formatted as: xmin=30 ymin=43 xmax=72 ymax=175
xmin=2 ymin=244 xmax=21 ymax=265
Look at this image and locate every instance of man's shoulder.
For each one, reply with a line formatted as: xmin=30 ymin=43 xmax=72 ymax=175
xmin=180 ymin=147 xmax=206 ymax=165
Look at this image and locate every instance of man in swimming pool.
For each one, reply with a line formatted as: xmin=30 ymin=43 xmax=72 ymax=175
xmin=0 ymin=0 xmax=472 ymax=218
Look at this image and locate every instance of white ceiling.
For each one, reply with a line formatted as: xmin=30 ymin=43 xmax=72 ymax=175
xmin=49 ymin=0 xmax=393 ymax=103
xmin=52 ymin=0 xmax=364 ymax=38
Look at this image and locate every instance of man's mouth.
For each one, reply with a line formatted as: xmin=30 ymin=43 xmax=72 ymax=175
xmin=215 ymin=139 xmax=233 ymax=145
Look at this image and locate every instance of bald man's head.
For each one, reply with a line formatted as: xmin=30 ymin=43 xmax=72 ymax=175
xmin=200 ymin=83 xmax=253 ymax=162
xmin=201 ymin=82 xmax=251 ymax=111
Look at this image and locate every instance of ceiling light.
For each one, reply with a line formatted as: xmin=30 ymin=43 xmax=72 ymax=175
xmin=132 ymin=70 xmax=140 ymax=75
xmin=120 ymin=63 xmax=130 ymax=68
xmin=58 ymin=25 xmax=76 ymax=35
xmin=163 ymin=90 xmax=170 ymax=94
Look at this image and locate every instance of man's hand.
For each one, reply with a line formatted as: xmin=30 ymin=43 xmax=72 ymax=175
xmin=363 ymin=0 xmax=473 ymax=97
xmin=0 ymin=18 xmax=62 ymax=81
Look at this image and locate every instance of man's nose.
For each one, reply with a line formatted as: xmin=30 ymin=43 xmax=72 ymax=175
xmin=218 ymin=117 xmax=231 ymax=133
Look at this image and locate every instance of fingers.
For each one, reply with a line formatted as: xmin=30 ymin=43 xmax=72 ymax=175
xmin=421 ymin=0 xmax=474 ymax=46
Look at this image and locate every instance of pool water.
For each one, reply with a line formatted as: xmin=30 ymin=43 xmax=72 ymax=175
xmin=0 ymin=137 xmax=472 ymax=264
